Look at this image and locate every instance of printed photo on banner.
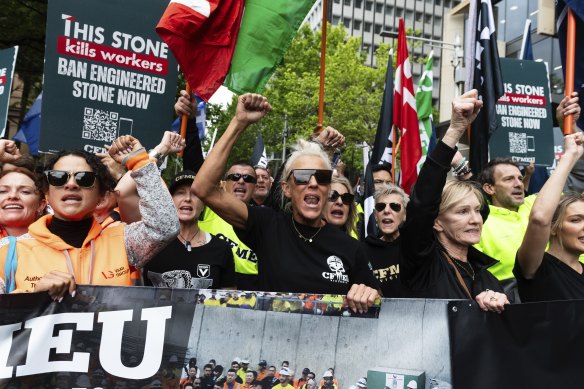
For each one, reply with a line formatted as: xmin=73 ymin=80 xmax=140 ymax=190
xmin=40 ymin=0 xmax=177 ymax=153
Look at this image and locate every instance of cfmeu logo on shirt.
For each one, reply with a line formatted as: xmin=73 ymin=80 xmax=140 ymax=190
xmin=322 ymin=256 xmax=349 ymax=283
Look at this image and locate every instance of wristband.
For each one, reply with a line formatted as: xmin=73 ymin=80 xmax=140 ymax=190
xmin=124 ymin=149 xmax=154 ymax=171
xmin=148 ymin=149 xmax=165 ymax=167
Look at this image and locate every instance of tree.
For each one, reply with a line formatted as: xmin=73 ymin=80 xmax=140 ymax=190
xmin=207 ymin=24 xmax=392 ymax=179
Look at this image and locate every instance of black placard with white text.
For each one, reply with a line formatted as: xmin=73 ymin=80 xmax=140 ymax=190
xmin=40 ymin=0 xmax=177 ymax=153
xmin=0 ymin=46 xmax=18 ymax=137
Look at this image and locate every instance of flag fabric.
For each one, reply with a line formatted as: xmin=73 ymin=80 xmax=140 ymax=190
xmin=557 ymin=0 xmax=584 ymax=131
xmin=223 ymin=0 xmax=317 ymax=95
xmin=415 ymin=51 xmax=436 ymax=172
xmin=250 ymin=134 xmax=268 ymax=169
xmin=156 ymin=0 xmax=245 ymax=101
xmin=519 ymin=19 xmax=534 ymax=61
xmin=362 ymin=49 xmax=394 ymax=238
xmin=467 ymin=0 xmax=505 ymax=175
xmin=13 ymin=92 xmax=42 ymax=155
xmin=393 ymin=18 xmax=421 ymax=194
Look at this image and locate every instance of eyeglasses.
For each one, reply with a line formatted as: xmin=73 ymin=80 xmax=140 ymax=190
xmin=44 ymin=170 xmax=97 ymax=188
xmin=328 ymin=190 xmax=354 ymax=205
xmin=226 ymin=173 xmax=257 ymax=184
xmin=375 ymin=202 xmax=402 ymax=213
xmin=287 ymin=169 xmax=332 ymax=185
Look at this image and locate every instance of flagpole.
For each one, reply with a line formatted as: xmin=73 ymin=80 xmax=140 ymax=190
xmin=179 ymin=82 xmax=191 ymax=157
xmin=316 ymin=0 xmax=328 ymax=134
xmin=564 ymin=8 xmax=576 ymax=135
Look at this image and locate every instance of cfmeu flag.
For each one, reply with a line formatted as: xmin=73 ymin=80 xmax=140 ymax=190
xmin=224 ymin=0 xmax=317 ymax=94
xmin=362 ymin=49 xmax=394 ymax=238
xmin=466 ymin=0 xmax=504 ymax=174
xmin=250 ymin=134 xmax=268 ymax=169
xmin=416 ymin=51 xmax=435 ymax=172
xmin=557 ymin=0 xmax=584 ymax=130
xmin=393 ymin=18 xmax=421 ymax=194
xmin=156 ymin=0 xmax=245 ymax=101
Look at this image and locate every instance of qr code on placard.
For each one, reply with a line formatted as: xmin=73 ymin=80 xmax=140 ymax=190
xmin=509 ymin=132 xmax=528 ymax=154
xmin=82 ymin=108 xmax=118 ymax=143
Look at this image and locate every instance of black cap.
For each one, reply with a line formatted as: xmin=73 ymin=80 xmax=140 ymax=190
xmin=258 ymin=360 xmax=267 ymax=367
xmin=169 ymin=170 xmax=196 ymax=194
xmin=302 ymin=368 xmax=310 ymax=375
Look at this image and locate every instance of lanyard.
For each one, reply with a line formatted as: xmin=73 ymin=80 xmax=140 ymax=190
xmin=62 ymin=240 xmax=95 ymax=285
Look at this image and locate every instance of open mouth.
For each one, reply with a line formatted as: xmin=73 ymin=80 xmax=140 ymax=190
xmin=330 ymin=209 xmax=345 ymax=218
xmin=2 ymin=204 xmax=23 ymax=210
xmin=62 ymin=194 xmax=82 ymax=203
xmin=304 ymin=194 xmax=320 ymax=208
xmin=381 ymin=217 xmax=394 ymax=227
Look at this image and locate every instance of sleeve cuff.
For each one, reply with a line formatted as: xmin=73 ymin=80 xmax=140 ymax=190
xmin=125 ymin=150 xmax=155 ymax=171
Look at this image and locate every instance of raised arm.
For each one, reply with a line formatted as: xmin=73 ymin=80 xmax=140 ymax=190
xmin=192 ymin=94 xmax=271 ymax=230
xmin=400 ymin=90 xmax=482 ymax=277
xmin=108 ymin=135 xmax=180 ymax=268
xmin=517 ymin=133 xmax=584 ymax=278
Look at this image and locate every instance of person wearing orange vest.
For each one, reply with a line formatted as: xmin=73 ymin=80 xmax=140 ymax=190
xmin=224 ymin=369 xmax=242 ymax=389
xmin=0 ymin=135 xmax=179 ymax=297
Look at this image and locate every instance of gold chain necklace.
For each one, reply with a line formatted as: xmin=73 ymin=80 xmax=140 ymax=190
xmin=291 ymin=217 xmax=322 ymax=243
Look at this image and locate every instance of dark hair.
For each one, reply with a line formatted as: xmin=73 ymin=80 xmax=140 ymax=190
xmin=477 ymin=158 xmax=521 ymax=186
xmin=371 ymin=164 xmax=391 ymax=175
xmin=2 ymin=155 xmax=36 ymax=172
xmin=214 ymin=365 xmax=224 ymax=374
xmin=227 ymin=160 xmax=256 ymax=177
xmin=282 ymin=361 xmax=289 ymax=366
xmin=42 ymin=150 xmax=116 ymax=196
xmin=204 ymin=364 xmax=213 ymax=370
xmin=227 ymin=368 xmax=237 ymax=374
xmin=189 ymin=357 xmax=197 ymax=368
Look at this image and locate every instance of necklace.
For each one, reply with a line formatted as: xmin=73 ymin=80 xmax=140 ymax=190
xmin=450 ymin=256 xmax=476 ymax=281
xmin=179 ymin=228 xmax=201 ymax=252
xmin=291 ymin=217 xmax=322 ymax=243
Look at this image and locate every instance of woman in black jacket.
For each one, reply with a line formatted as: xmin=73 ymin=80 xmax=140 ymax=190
xmin=399 ymin=90 xmax=509 ymax=312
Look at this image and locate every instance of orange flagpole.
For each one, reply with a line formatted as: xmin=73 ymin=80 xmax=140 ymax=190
xmin=564 ymin=8 xmax=577 ymax=135
xmin=316 ymin=0 xmax=328 ymax=135
xmin=179 ymin=82 xmax=191 ymax=157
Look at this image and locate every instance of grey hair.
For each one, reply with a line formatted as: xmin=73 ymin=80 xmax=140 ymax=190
xmin=373 ymin=183 xmax=410 ymax=207
xmin=280 ymin=139 xmax=331 ymax=185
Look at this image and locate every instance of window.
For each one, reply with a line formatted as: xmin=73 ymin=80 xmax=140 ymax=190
xmin=405 ymin=10 xmax=414 ymax=20
xmin=375 ymin=3 xmax=383 ymax=13
xmin=365 ymin=1 xmax=373 ymax=11
xmin=343 ymin=18 xmax=351 ymax=28
xmin=395 ymin=7 xmax=403 ymax=17
xmin=333 ymin=0 xmax=340 ymax=3
xmin=415 ymin=12 xmax=423 ymax=22
xmin=332 ymin=16 xmax=340 ymax=25
xmin=344 ymin=0 xmax=351 ymax=5
xmin=363 ymin=43 xmax=371 ymax=53
xmin=354 ymin=20 xmax=362 ymax=30
xmin=355 ymin=0 xmax=363 ymax=8
xmin=374 ymin=24 xmax=382 ymax=34
xmin=385 ymin=5 xmax=393 ymax=16
xmin=424 ymin=14 xmax=432 ymax=24
xmin=364 ymin=22 xmax=372 ymax=32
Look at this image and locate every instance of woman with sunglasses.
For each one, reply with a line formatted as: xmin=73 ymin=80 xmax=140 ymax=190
xmin=399 ymin=90 xmax=508 ymax=312
xmin=360 ymin=184 xmax=410 ymax=297
xmin=0 ymin=135 xmax=179 ymax=298
xmin=193 ymin=94 xmax=378 ymax=313
xmin=324 ymin=176 xmax=357 ymax=238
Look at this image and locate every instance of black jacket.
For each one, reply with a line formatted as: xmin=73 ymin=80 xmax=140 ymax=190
xmin=399 ymin=141 xmax=504 ymax=299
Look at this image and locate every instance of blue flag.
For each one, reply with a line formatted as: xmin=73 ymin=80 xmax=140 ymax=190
xmin=13 ymin=93 xmax=41 ymax=155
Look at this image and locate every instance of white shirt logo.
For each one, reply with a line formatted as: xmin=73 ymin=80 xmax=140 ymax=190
xmin=322 ymin=256 xmax=349 ymax=284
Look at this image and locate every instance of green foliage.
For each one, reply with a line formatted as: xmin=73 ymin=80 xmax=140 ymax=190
xmin=207 ymin=24 xmax=393 ymax=178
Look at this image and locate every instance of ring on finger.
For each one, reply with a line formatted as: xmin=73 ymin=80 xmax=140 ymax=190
xmin=490 ymin=296 xmax=497 ymax=302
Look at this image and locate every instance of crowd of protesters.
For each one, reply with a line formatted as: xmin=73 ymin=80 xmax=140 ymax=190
xmin=0 ymin=88 xmax=581 ymax=321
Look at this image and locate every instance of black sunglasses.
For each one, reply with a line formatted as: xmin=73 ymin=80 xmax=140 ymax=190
xmin=44 ymin=170 xmax=97 ymax=188
xmin=226 ymin=173 xmax=257 ymax=184
xmin=375 ymin=202 xmax=402 ymax=213
xmin=328 ymin=190 xmax=354 ymax=205
xmin=287 ymin=169 xmax=332 ymax=185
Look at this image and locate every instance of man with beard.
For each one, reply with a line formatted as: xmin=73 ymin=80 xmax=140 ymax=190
xmin=261 ymin=366 xmax=279 ymax=389
xmin=201 ymin=364 xmax=216 ymax=389
xmin=272 ymin=368 xmax=293 ymax=389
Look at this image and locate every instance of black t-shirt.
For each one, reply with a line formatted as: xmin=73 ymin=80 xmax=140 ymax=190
xmin=361 ymin=235 xmax=411 ymax=298
xmin=144 ymin=235 xmax=235 ymax=289
xmin=514 ymin=252 xmax=584 ymax=302
xmin=235 ymin=206 xmax=378 ymax=294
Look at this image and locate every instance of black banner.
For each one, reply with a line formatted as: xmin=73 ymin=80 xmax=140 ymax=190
xmin=449 ymin=300 xmax=584 ymax=388
xmin=0 ymin=286 xmax=196 ymax=387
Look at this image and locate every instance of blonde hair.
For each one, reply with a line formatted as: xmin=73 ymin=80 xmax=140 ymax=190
xmin=330 ymin=176 xmax=357 ymax=237
xmin=280 ymin=140 xmax=331 ymax=185
xmin=439 ymin=180 xmax=484 ymax=215
xmin=373 ymin=183 xmax=409 ymax=208
xmin=550 ymin=192 xmax=584 ymax=249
